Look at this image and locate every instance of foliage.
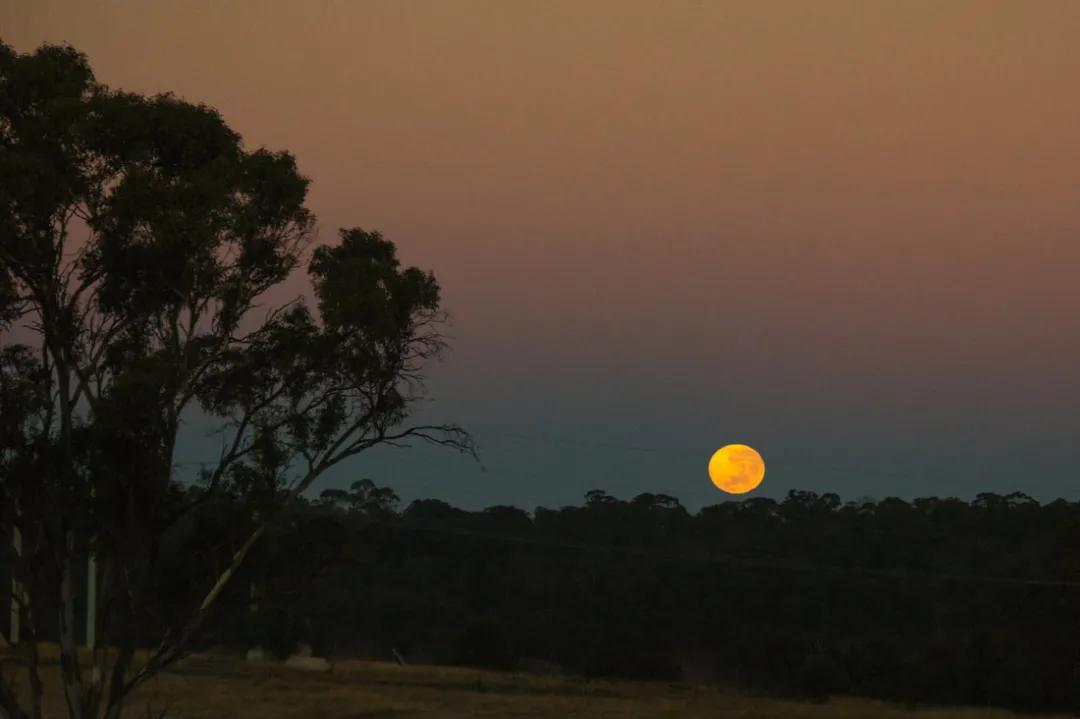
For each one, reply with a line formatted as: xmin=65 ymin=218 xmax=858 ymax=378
xmin=184 ymin=486 xmax=1080 ymax=714
xmin=0 ymin=39 xmax=471 ymax=719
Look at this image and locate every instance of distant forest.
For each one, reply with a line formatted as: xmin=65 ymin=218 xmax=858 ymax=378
xmin=16 ymin=484 xmax=1073 ymax=713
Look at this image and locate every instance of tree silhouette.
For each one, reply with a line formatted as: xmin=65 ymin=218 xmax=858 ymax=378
xmin=194 ymin=484 xmax=1080 ymax=713
xmin=320 ymin=478 xmax=400 ymax=519
xmin=0 ymin=40 xmax=472 ymax=719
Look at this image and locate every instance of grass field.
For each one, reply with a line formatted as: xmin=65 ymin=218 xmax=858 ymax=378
xmin=0 ymin=646 xmax=1066 ymax=718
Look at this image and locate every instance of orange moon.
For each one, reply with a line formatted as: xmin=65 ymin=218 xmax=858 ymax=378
xmin=708 ymin=444 xmax=765 ymax=494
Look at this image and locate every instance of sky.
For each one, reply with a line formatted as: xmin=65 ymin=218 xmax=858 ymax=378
xmin=4 ymin=0 xmax=1080 ymax=510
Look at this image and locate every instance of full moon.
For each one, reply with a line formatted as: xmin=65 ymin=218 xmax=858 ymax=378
xmin=708 ymin=444 xmax=765 ymax=494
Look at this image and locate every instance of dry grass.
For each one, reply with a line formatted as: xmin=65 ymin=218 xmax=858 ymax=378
xmin=0 ymin=645 xmax=1063 ymax=718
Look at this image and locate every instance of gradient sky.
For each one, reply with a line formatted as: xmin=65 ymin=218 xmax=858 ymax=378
xmin=5 ymin=1 xmax=1080 ymax=509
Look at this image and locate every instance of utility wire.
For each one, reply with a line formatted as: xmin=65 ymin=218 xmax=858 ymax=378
xmin=172 ymin=446 xmax=1080 ymax=588
xmin=174 ymin=429 xmax=970 ymax=485
xmin=339 ymin=518 xmax=1080 ymax=590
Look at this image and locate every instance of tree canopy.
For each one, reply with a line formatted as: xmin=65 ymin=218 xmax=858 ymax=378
xmin=207 ymin=486 xmax=1080 ymax=713
xmin=0 ymin=39 xmax=472 ymax=719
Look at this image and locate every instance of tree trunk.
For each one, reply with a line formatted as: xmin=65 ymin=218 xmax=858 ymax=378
xmin=101 ymin=646 xmax=134 ymax=719
xmin=51 ymin=313 xmax=86 ymax=719
xmin=22 ymin=650 xmax=45 ymax=719
xmin=1 ymin=518 xmax=47 ymax=719
xmin=8 ymin=525 xmax=19 ymax=646
xmin=58 ymin=534 xmax=85 ymax=719
xmin=22 ymin=594 xmax=46 ymax=719
xmin=119 ymin=523 xmax=269 ymax=705
xmin=86 ymin=555 xmax=116 ymax=719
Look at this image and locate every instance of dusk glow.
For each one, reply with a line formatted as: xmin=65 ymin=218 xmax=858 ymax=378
xmin=5 ymin=1 xmax=1080 ymax=507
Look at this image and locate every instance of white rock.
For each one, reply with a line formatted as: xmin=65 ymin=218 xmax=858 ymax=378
xmin=284 ymin=654 xmax=331 ymax=672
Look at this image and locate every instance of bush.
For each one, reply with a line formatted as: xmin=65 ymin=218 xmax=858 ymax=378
xmin=453 ymin=614 xmax=516 ymax=670
xmin=799 ymin=653 xmax=849 ymax=701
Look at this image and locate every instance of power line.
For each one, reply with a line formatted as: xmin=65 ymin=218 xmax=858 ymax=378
xmin=171 ymin=450 xmax=1080 ymax=588
xmin=173 ymin=431 xmax=962 ymax=483
xmin=170 ymin=425 xmax=1070 ymax=507
xmin=348 ymin=519 xmax=1080 ymax=590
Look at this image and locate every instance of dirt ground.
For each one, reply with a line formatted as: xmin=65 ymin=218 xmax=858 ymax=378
xmin=0 ymin=647 xmax=1065 ymax=719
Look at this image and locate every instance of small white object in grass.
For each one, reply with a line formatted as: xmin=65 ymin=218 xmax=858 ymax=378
xmin=284 ymin=655 xmax=332 ymax=672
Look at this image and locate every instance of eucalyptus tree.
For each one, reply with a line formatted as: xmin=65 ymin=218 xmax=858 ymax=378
xmin=0 ymin=40 xmax=472 ymax=719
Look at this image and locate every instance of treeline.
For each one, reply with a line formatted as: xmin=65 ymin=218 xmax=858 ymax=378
xmin=143 ymin=484 xmax=1080 ymax=713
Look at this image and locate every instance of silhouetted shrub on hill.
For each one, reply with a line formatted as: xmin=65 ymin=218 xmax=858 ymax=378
xmin=454 ymin=614 xmax=515 ymax=671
